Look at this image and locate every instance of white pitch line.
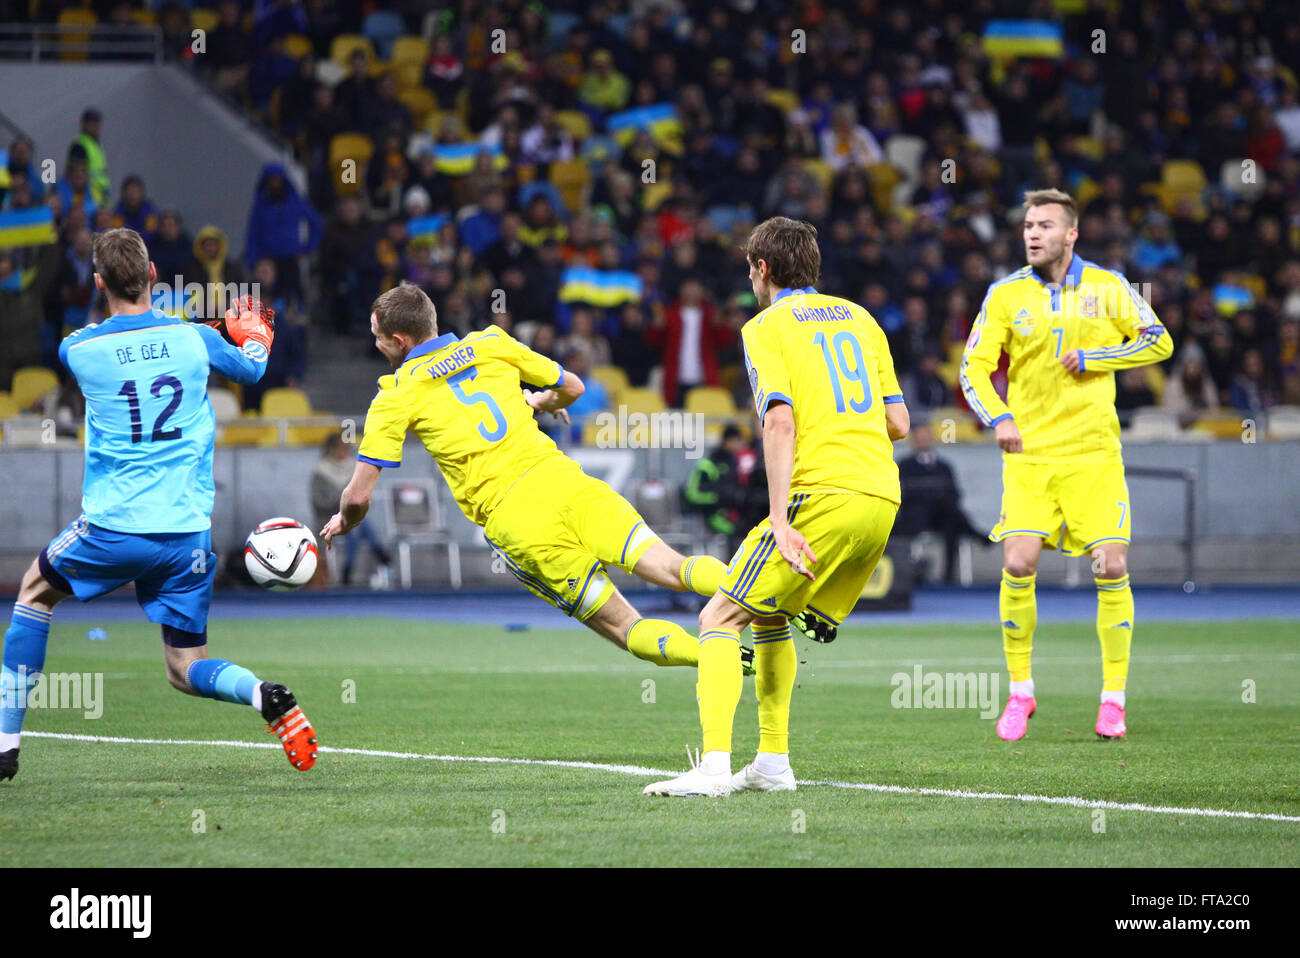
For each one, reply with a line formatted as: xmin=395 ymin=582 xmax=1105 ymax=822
xmin=22 ymin=731 xmax=1300 ymax=823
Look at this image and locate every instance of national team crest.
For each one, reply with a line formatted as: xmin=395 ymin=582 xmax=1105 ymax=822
xmin=1078 ymin=294 xmax=1098 ymax=317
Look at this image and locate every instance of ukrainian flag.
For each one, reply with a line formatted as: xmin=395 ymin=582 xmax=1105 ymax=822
xmin=0 ymin=266 xmax=34 ymax=292
xmin=0 ymin=149 xmax=9 ymax=191
xmin=606 ymin=103 xmax=682 ymax=147
xmin=559 ymin=267 xmax=642 ymax=307
xmin=981 ymin=20 xmax=1064 ymax=59
xmin=0 ymin=206 xmax=56 ymax=249
xmin=431 ymin=143 xmax=508 ymax=176
xmin=407 ymin=213 xmax=451 ymax=244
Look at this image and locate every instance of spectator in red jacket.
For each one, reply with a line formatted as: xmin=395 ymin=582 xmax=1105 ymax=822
xmin=645 ymin=277 xmax=732 ymax=407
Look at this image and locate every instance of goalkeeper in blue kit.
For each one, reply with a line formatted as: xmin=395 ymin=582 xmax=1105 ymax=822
xmin=0 ymin=228 xmax=317 ymax=782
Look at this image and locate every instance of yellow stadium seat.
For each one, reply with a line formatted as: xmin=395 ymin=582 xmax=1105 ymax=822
xmin=550 ymin=158 xmax=592 ymax=215
xmin=287 ymin=424 xmax=339 ymax=446
xmin=802 ymin=158 xmax=833 ymax=195
xmin=397 ymin=87 xmax=437 ymax=124
xmin=554 ymin=110 xmax=592 ymax=141
xmin=1192 ymin=414 xmax=1249 ymax=440
xmin=684 ymin=386 xmax=737 ymax=417
xmin=10 ymin=367 xmax=58 ymax=409
xmin=1162 ymin=159 xmax=1207 ymax=194
xmin=390 ymin=36 xmax=429 ymax=66
xmin=131 ymin=9 xmax=157 ymax=26
xmin=396 ymin=61 xmax=425 ymax=90
xmin=57 ymin=8 xmax=96 ymax=61
xmin=588 ymin=365 xmax=629 ymax=402
xmin=260 ymin=387 xmax=312 ymax=418
xmin=0 ymin=391 xmax=19 ymax=418
xmin=621 ymin=387 xmax=667 ymax=415
xmin=764 ymin=89 xmax=800 ymax=115
xmin=330 ymin=34 xmax=375 ymax=67
xmin=283 ymin=33 xmax=313 ymax=59
xmin=217 ymin=418 xmax=279 ymax=446
xmin=190 ymin=8 xmax=218 ymax=34
xmin=328 ymin=132 xmax=374 ymax=196
xmin=865 ymin=162 xmax=901 ymax=214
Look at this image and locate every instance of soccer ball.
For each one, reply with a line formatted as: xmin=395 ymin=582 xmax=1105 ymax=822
xmin=244 ymin=518 xmax=318 ymax=591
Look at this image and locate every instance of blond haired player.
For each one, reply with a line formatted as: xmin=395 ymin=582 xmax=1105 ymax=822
xmin=959 ymin=189 xmax=1173 ymax=741
xmin=320 ymin=284 xmax=751 ymax=672
xmin=644 ymin=217 xmax=910 ymax=797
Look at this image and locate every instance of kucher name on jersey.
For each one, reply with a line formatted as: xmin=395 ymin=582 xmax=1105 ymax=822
xmin=427 ymin=345 xmax=477 ymax=380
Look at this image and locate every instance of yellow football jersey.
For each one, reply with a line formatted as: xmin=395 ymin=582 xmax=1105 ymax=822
xmin=357 ymin=325 xmax=568 ymax=525
xmin=960 ymin=255 xmax=1173 ymax=460
xmin=742 ymin=286 xmax=904 ymax=505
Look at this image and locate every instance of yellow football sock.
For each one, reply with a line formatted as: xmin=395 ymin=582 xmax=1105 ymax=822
xmin=753 ymin=622 xmax=796 ymax=754
xmin=1096 ymin=574 xmax=1133 ymax=691
xmin=1000 ymin=570 xmax=1037 ymax=682
xmin=697 ymin=628 xmax=742 ymax=754
xmin=679 ymin=555 xmax=727 ymax=598
xmin=626 ymin=617 xmax=698 ymax=667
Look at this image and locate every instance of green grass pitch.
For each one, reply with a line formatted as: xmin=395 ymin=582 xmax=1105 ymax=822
xmin=4 ymin=616 xmax=1298 ymax=866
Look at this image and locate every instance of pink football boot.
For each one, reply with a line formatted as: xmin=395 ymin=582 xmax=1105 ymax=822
xmin=1096 ymin=700 xmax=1127 ymax=739
xmin=996 ymin=693 xmax=1037 ymax=741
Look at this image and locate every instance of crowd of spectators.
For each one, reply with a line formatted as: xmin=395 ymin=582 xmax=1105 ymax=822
xmin=5 ymin=0 xmax=1300 ymax=426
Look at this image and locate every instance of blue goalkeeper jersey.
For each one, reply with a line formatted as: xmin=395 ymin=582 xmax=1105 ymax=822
xmin=58 ymin=308 xmax=268 ymax=534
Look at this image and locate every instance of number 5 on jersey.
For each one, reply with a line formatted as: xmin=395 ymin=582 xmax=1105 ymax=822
xmin=448 ymin=366 xmax=508 ymax=442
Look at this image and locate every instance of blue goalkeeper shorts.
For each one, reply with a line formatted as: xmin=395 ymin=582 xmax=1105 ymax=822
xmin=40 ymin=515 xmax=217 ymax=633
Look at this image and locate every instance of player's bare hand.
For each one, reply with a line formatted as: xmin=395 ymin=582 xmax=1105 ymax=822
xmin=319 ymin=513 xmax=348 ymax=549
xmin=1060 ymin=349 xmax=1083 ymax=374
xmin=995 ymin=418 xmax=1022 ymax=454
xmin=523 ymin=388 xmax=570 ymax=424
xmin=772 ymin=521 xmax=817 ymax=581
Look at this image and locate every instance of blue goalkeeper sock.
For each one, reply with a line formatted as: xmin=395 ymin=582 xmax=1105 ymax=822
xmin=1 ymin=603 xmax=53 ymax=749
xmin=186 ymin=659 xmax=261 ymax=708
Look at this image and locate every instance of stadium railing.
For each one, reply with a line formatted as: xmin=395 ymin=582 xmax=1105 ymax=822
xmin=0 ymin=23 xmax=163 ymax=62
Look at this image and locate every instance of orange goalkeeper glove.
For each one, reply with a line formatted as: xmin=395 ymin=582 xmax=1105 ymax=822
xmin=224 ymin=296 xmax=275 ymax=352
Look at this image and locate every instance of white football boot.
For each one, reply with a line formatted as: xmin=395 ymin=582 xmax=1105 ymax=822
xmin=731 ymin=763 xmax=797 ymax=792
xmin=643 ymin=748 xmax=733 ymax=797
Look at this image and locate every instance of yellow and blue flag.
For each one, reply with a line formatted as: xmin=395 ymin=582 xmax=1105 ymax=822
xmin=559 ymin=267 xmax=642 ymax=307
xmin=0 ymin=207 xmax=56 ymax=249
xmin=431 ymin=143 xmax=508 ymax=176
xmin=407 ymin=213 xmax=451 ymax=244
xmin=981 ymin=20 xmax=1064 ymax=59
xmin=606 ymin=103 xmax=682 ymax=146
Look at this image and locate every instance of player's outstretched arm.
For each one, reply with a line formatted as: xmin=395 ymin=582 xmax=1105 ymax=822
xmin=195 ymin=297 xmax=275 ymax=384
xmin=524 ymin=369 xmax=585 ymax=423
xmin=1070 ymin=323 xmax=1174 ymax=374
xmin=762 ymin=402 xmax=817 ymax=581
xmin=321 ymin=461 xmax=382 ymax=548
xmin=885 ymin=400 xmax=911 ymax=441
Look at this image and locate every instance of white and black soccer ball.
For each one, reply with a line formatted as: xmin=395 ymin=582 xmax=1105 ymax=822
xmin=244 ymin=517 xmax=318 ymax=591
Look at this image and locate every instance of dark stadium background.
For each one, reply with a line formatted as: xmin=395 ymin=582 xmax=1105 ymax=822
xmin=2 ymin=0 xmax=1299 ymax=591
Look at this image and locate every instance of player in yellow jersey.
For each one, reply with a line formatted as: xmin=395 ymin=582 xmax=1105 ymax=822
xmin=319 ymin=284 xmax=751 ymax=674
xmin=644 ymin=217 xmax=910 ymax=797
xmin=959 ymin=189 xmax=1173 ymax=742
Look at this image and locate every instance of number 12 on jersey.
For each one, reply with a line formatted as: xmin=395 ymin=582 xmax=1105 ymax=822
xmin=814 ymin=330 xmax=873 ymax=413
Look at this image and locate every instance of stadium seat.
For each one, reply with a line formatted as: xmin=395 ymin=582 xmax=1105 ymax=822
xmin=865 ymin=162 xmax=901 ymax=213
xmin=391 ymin=36 xmax=429 ymax=66
xmin=1126 ymin=407 xmax=1179 ymax=441
xmin=589 ymin=365 xmax=629 ymax=403
xmin=801 ymin=158 xmax=833 ymax=194
xmin=397 ymin=87 xmax=437 ymax=125
xmin=1266 ymin=406 xmax=1300 ymax=440
xmin=387 ymin=479 xmax=463 ymax=589
xmin=260 ymin=387 xmax=313 ymax=418
xmin=885 ymin=135 xmax=926 ymax=183
xmin=1191 ymin=413 xmax=1249 ymax=440
xmin=190 ymin=8 xmax=218 ymax=34
xmin=131 ymin=9 xmax=157 ymax=26
xmin=395 ymin=61 xmax=425 ymax=90
xmin=208 ymin=388 xmax=241 ymax=423
xmin=621 ymin=387 xmax=666 ymax=416
xmin=1162 ymin=159 xmax=1207 ymax=194
xmin=554 ymin=110 xmax=592 ymax=141
xmin=684 ymin=386 xmax=737 ymax=417
xmin=283 ymin=33 xmax=314 ymax=60
xmin=216 ymin=416 xmax=279 ymax=447
xmin=764 ymin=89 xmax=800 ymax=115
xmin=361 ymin=10 xmax=405 ymax=60
xmin=0 ymin=391 xmax=18 ymax=418
xmin=330 ymin=34 xmax=375 ymax=67
xmin=328 ymin=133 xmax=375 ymax=195
xmin=10 ymin=367 xmax=58 ymax=410
xmin=549 ymin=158 xmax=591 ymax=215
xmin=56 ymin=8 xmax=96 ymax=61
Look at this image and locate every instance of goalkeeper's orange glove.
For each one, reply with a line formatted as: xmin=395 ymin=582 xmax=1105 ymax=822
xmin=224 ymin=296 xmax=275 ymax=352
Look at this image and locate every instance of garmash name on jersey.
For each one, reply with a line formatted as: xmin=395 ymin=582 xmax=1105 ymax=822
xmin=791 ymin=304 xmax=854 ymax=323
xmin=425 ymin=345 xmax=476 ymax=380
